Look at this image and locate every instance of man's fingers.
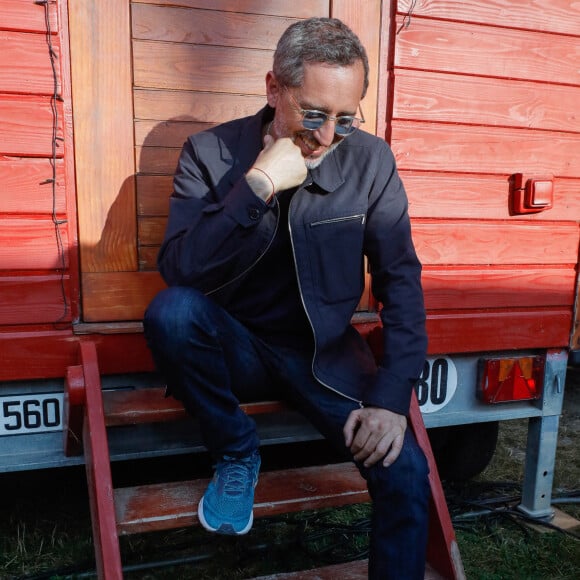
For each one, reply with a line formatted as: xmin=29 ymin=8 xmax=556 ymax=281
xmin=343 ymin=409 xmax=361 ymax=447
xmin=382 ymin=432 xmax=404 ymax=467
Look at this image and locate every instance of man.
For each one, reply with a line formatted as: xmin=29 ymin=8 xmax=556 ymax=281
xmin=144 ymin=17 xmax=429 ymax=579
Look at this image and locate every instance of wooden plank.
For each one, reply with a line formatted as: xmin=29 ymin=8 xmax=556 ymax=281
xmin=0 ymin=158 xmax=66 ymax=214
xmin=0 ymin=218 xmax=69 ymax=270
xmin=403 ymin=173 xmax=580 ymax=221
xmin=408 ymin=391 xmax=464 ymax=580
xmin=69 ymin=0 xmax=137 ymax=273
xmin=138 ymin=246 xmax=159 ymax=271
xmin=398 ymin=0 xmax=580 ymax=37
xmin=135 ymin=119 xmax=212 ymax=149
xmin=413 ymin=220 xmax=579 ymax=266
xmin=0 ymin=331 xmax=155 ymax=381
xmin=0 ymin=275 xmax=71 ymax=324
xmin=1 ymin=0 xmax=59 ymax=34
xmin=138 ymin=217 xmax=167 ymax=246
xmin=0 ymin=30 xmax=58 ymax=94
xmin=81 ymin=271 xmax=166 ymax=322
xmin=330 ymin=0 xmax=381 ymax=134
xmin=0 ymin=329 xmax=77 ymax=381
xmin=133 ymin=40 xmax=271 ymax=94
xmin=132 ymin=3 xmax=299 ymax=50
xmin=426 ymin=309 xmax=573 ymax=354
xmin=103 ymin=387 xmax=288 ymax=427
xmin=391 ymin=121 xmax=580 ymax=177
xmin=395 ymin=17 xmax=580 ymax=86
xmin=132 ymin=0 xmax=328 ymax=18
xmin=253 ymin=560 xmax=448 ymax=580
xmin=393 ymin=69 xmax=580 ymax=133
xmin=134 ymin=88 xmax=266 ymax=122
xmin=137 ymin=175 xmax=173 ymax=215
xmin=114 ymin=462 xmax=369 ymax=535
xmin=0 ymin=94 xmax=64 ymax=157
xmin=80 ymin=341 xmax=124 ymax=580
xmin=423 ymin=267 xmax=577 ymax=310
xmin=136 ymin=145 xmax=180 ymax=175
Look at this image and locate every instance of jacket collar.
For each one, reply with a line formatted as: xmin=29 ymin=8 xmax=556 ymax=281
xmin=230 ymin=106 xmax=346 ymax=193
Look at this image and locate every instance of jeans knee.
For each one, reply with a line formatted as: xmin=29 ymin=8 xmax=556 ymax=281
xmin=144 ymin=286 xmax=212 ymax=351
xmin=364 ymin=432 xmax=430 ymax=501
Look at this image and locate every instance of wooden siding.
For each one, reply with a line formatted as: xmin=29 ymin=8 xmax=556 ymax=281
xmin=394 ymin=0 xmax=580 ymax=354
xmin=0 ymin=0 xmax=77 ymax=334
xmin=74 ymin=0 xmax=382 ymax=321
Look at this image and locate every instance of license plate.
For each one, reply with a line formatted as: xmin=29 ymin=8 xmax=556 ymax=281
xmin=0 ymin=393 xmax=64 ymax=436
xmin=416 ymin=356 xmax=459 ymax=413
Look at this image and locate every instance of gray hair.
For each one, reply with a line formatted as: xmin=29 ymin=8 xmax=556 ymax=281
xmin=273 ymin=18 xmax=369 ymax=99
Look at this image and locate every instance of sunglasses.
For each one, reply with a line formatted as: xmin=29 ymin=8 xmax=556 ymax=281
xmin=286 ymin=90 xmax=365 ymax=137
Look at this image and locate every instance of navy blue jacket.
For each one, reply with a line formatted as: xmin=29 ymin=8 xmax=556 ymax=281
xmin=158 ymin=107 xmax=427 ymax=415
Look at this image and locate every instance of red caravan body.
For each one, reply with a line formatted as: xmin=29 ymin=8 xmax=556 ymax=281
xmin=0 ymin=0 xmax=578 ymax=519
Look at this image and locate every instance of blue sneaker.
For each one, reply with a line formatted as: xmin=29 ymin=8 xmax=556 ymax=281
xmin=198 ymin=450 xmax=261 ymax=535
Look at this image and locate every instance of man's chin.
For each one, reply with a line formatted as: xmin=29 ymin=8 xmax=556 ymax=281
xmin=304 ymin=143 xmax=339 ymax=169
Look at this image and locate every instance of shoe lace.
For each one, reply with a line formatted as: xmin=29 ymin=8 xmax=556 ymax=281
xmin=219 ymin=457 xmax=253 ymax=496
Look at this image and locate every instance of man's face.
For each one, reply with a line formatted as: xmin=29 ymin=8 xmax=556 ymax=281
xmin=266 ymin=61 xmax=365 ymax=169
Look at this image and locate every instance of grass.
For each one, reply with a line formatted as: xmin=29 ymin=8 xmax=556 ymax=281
xmin=0 ymin=368 xmax=579 ymax=579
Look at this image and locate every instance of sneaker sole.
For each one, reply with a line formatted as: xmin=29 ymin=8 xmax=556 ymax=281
xmin=197 ymin=495 xmax=254 ymax=535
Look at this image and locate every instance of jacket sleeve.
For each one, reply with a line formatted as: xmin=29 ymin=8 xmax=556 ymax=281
xmin=362 ymin=143 xmax=427 ymax=415
xmin=157 ymin=135 xmax=278 ymax=292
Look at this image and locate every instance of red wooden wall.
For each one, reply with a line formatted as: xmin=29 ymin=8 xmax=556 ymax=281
xmin=0 ymin=0 xmax=78 ymax=326
xmin=0 ymin=0 xmax=80 ymax=379
xmin=389 ymin=0 xmax=580 ymax=354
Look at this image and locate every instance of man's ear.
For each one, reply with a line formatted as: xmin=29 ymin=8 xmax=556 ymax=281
xmin=265 ymin=71 xmax=281 ymax=108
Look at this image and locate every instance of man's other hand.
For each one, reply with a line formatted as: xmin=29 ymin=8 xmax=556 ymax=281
xmin=343 ymin=407 xmax=407 ymax=468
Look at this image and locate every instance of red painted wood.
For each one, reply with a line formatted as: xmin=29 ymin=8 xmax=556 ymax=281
xmin=412 ymin=220 xmax=578 ymax=266
xmin=0 ymin=94 xmax=64 ymax=157
xmin=403 ymin=173 xmax=580 ymax=222
xmin=426 ymin=309 xmax=572 ymax=355
xmin=409 ymin=390 xmax=464 ymax=579
xmin=80 ymin=341 xmax=123 ymax=580
xmin=395 ymin=16 xmax=580 ymax=86
xmin=0 ymin=275 xmax=71 ymax=324
xmin=0 ymin=30 xmax=59 ymax=95
xmin=392 ymin=121 xmax=580 ymax=177
xmin=0 ymin=329 xmax=76 ymax=382
xmin=393 ymin=68 xmax=580 ymax=133
xmin=0 ymin=158 xmax=66 ymax=214
xmin=398 ymin=0 xmax=580 ymax=37
xmin=63 ymin=365 xmax=85 ymax=456
xmin=0 ymin=331 xmax=155 ymax=382
xmin=1 ymin=0 xmax=59 ymax=34
xmin=0 ymin=218 xmax=69 ymax=270
xmin=114 ymin=462 xmax=368 ymax=535
xmin=423 ymin=267 xmax=576 ymax=310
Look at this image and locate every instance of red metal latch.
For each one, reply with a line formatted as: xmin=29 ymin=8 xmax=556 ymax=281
xmin=510 ymin=173 xmax=554 ymax=214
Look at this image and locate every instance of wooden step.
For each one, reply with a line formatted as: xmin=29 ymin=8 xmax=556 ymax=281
xmin=252 ymin=559 xmax=446 ymax=579
xmin=103 ymin=387 xmax=289 ymax=427
xmin=114 ymin=462 xmax=369 ymax=535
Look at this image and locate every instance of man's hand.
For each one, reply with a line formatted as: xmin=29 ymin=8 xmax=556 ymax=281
xmin=247 ymin=134 xmax=307 ymax=199
xmin=344 ymin=407 xmax=407 ymax=468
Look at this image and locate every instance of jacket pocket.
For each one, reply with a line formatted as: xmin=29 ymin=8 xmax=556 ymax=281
xmin=307 ymin=214 xmax=366 ymax=305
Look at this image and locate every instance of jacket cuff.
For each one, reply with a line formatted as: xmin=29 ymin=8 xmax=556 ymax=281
xmin=221 ymin=177 xmax=272 ymax=228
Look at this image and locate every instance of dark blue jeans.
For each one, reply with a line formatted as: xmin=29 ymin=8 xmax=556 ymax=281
xmin=144 ymin=286 xmax=430 ymax=579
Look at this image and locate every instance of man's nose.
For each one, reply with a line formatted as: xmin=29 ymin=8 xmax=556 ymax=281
xmin=314 ymin=120 xmax=336 ymax=147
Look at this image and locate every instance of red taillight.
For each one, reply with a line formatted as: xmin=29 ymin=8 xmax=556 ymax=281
xmin=478 ymin=356 xmax=545 ymax=404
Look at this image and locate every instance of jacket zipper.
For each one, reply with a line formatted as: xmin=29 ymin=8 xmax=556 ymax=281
xmin=207 ymin=198 xmax=280 ymax=296
xmin=288 ymin=192 xmax=363 ymax=407
xmin=310 ymin=214 xmax=366 ymax=227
